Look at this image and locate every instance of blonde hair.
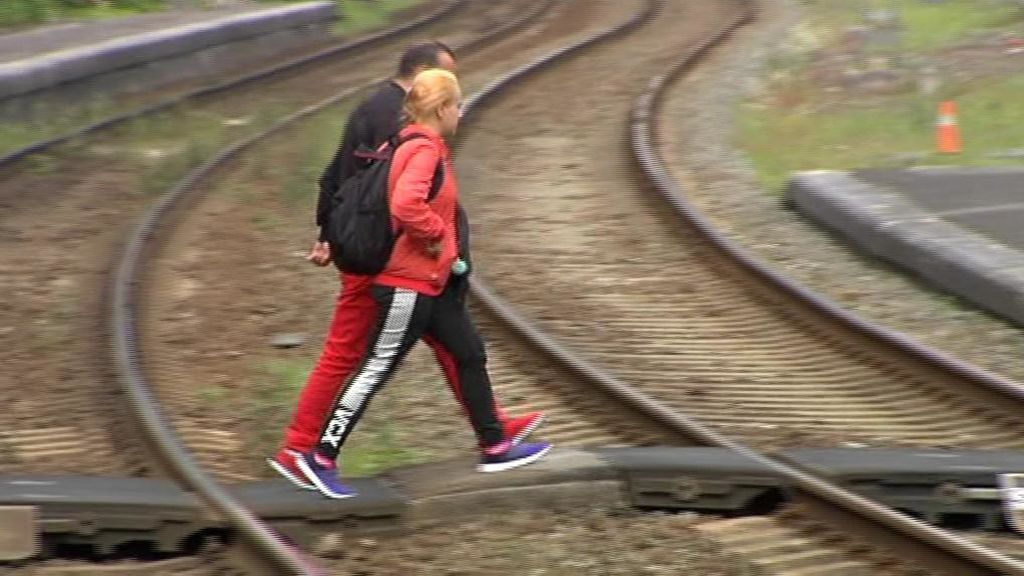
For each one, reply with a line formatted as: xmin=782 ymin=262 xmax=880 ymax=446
xmin=403 ymin=69 xmax=461 ymax=125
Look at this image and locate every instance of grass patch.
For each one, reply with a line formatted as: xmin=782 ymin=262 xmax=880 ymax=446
xmin=896 ymin=0 xmax=1024 ymax=50
xmin=339 ymin=413 xmax=428 ymax=477
xmin=331 ymin=0 xmax=425 ymax=36
xmin=247 ymin=356 xmax=431 ymax=478
xmin=113 ymin=107 xmax=233 ymax=195
xmin=738 ymin=0 xmax=1024 ymax=193
xmin=1 ymin=0 xmax=427 ymax=32
xmin=247 ymin=359 xmax=309 ymax=457
xmin=228 ymin=92 xmax=361 ymax=207
xmin=276 ymin=101 xmax=359 ymax=206
xmin=0 ymin=0 xmax=166 ymax=28
xmin=197 ymin=384 xmax=230 ymax=405
xmin=798 ymin=0 xmax=1024 ymax=52
xmin=252 ymin=0 xmax=425 ymax=35
xmin=739 ymin=72 xmax=1024 ymax=194
xmin=0 ymin=96 xmax=121 ymax=157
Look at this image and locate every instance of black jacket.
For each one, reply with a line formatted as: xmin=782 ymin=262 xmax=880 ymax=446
xmin=317 ymin=80 xmax=405 ymax=240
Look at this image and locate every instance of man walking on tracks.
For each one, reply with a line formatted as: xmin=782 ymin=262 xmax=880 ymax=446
xmin=268 ymin=42 xmax=545 ymax=491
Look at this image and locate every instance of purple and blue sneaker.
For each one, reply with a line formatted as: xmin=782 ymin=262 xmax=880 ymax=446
xmin=478 ymin=440 xmax=552 ymax=473
xmin=295 ymin=452 xmax=357 ymax=499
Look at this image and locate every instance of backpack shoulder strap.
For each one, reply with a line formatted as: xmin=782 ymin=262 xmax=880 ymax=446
xmin=394 ymin=132 xmax=444 ymax=200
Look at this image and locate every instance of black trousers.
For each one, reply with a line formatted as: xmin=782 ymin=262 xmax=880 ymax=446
xmin=316 ymin=281 xmax=503 ymax=458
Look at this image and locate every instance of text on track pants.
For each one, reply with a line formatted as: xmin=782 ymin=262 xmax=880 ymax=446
xmin=315 ymin=282 xmax=504 ymax=459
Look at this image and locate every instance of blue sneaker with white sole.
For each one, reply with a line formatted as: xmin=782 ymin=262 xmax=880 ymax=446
xmin=478 ymin=441 xmax=552 ymax=473
xmin=295 ymin=452 xmax=357 ymax=499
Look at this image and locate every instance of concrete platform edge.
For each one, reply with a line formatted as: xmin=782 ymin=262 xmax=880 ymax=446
xmin=0 ymin=1 xmax=335 ymax=100
xmin=786 ymin=170 xmax=1024 ymax=326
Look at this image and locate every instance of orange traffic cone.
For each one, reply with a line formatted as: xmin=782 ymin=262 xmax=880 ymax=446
xmin=936 ymin=100 xmax=962 ymax=154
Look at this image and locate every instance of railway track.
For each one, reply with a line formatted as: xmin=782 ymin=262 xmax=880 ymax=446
xmin=453 ymin=0 xmax=1024 ymax=573
xmin=138 ymin=0 xmax=1024 ymax=569
xmin=0 ymin=0 xmax=513 ymax=481
xmin=0 ymin=0 xmax=553 ymax=478
xmin=112 ymin=1 xmax=678 ymax=572
xmin=133 ymin=0 xmax=671 ymax=484
xmin=459 ymin=0 xmax=1024 ymax=456
xmin=0 ymin=1 xmax=572 ymax=573
xmin=8 ymin=0 xmax=1024 ymax=574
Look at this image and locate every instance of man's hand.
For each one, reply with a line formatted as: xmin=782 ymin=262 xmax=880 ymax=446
xmin=424 ymin=240 xmax=442 ymax=258
xmin=306 ymin=241 xmax=331 ymax=267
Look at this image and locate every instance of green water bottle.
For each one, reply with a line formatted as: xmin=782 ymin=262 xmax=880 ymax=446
xmin=451 ymin=258 xmax=468 ymax=276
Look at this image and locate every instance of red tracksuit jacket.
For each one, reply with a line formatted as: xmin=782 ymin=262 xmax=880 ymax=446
xmin=376 ymin=124 xmax=459 ymax=296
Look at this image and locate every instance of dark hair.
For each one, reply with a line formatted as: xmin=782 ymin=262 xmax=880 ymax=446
xmin=397 ymin=41 xmax=456 ymax=77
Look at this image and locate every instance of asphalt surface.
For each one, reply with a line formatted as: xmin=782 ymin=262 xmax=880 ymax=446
xmin=856 ymin=167 xmax=1024 ymax=250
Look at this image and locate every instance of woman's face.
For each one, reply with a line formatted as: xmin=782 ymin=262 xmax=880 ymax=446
xmin=439 ymin=99 xmax=462 ymax=136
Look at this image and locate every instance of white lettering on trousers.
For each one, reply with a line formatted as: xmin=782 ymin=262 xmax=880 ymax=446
xmin=320 ymin=290 xmax=416 ymax=448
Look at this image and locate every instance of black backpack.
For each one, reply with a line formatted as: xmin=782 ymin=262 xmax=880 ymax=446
xmin=325 ymin=133 xmax=443 ymax=275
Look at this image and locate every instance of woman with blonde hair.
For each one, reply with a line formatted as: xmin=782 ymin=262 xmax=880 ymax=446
xmin=295 ymin=69 xmax=552 ymax=498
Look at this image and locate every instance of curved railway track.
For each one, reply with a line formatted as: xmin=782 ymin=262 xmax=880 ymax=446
xmin=0 ymin=0 xmax=546 ymax=479
xmin=0 ymin=1 xmax=568 ymax=573
xmin=8 ymin=0 xmax=1024 ymax=574
xmin=134 ymin=0 xmax=663 ymax=483
xmin=113 ymin=1 xmax=671 ymax=573
xmin=459 ymin=0 xmax=1024 ymax=456
xmin=454 ymin=0 xmax=1024 ymax=573
xmin=136 ymin=0 xmax=1024 ymax=569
